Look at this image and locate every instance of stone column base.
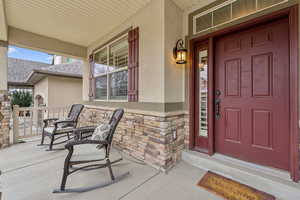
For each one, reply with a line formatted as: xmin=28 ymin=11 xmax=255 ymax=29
xmin=0 ymin=94 xmax=11 ymax=149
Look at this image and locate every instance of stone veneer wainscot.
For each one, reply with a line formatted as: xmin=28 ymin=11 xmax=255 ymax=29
xmin=0 ymin=94 xmax=11 ymax=149
xmin=78 ymin=106 xmax=189 ymax=171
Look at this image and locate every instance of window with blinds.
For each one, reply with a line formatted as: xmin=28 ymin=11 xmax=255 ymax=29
xmin=193 ymin=0 xmax=288 ymax=34
xmin=93 ymin=36 xmax=129 ymax=100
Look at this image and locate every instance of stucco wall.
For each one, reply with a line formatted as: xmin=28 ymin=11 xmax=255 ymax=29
xmin=34 ymin=77 xmax=48 ymax=106
xmin=34 ymin=76 xmax=82 ymax=108
xmin=164 ymin=0 xmax=184 ymax=103
xmin=47 ymin=76 xmax=82 ymax=107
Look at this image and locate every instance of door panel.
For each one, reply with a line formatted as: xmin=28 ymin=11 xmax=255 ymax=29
xmin=225 ymin=59 xmax=241 ymax=97
xmin=224 ymin=108 xmax=241 ymax=143
xmin=251 ymin=53 xmax=273 ymax=97
xmin=215 ymin=18 xmax=290 ymax=170
xmin=252 ymin=110 xmax=272 ymax=149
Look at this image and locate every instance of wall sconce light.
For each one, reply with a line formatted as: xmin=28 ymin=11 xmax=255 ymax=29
xmin=173 ymin=39 xmax=187 ymax=64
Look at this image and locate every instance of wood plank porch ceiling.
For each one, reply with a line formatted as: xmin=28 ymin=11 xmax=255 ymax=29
xmin=4 ymin=0 xmax=151 ymax=46
xmin=4 ymin=0 xmax=216 ymax=47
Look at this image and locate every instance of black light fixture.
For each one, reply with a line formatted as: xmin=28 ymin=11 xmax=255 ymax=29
xmin=173 ymin=39 xmax=187 ymax=64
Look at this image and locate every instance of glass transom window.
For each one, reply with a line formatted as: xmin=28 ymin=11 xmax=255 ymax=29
xmin=93 ymin=36 xmax=128 ymax=100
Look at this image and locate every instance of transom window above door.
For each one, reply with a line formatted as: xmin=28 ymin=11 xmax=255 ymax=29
xmin=93 ymin=36 xmax=129 ymax=101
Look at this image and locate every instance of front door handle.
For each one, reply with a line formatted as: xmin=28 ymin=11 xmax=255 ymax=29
xmin=215 ymin=99 xmax=221 ymax=120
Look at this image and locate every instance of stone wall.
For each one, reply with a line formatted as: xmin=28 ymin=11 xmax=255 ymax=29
xmin=78 ymin=106 xmax=188 ymax=171
xmin=0 ymin=94 xmax=11 ymax=149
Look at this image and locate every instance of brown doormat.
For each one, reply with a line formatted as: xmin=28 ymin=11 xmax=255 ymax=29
xmin=197 ymin=171 xmax=275 ymax=200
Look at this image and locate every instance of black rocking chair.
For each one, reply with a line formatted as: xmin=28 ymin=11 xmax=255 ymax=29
xmin=53 ymin=108 xmax=129 ymax=193
xmin=40 ymin=104 xmax=84 ymax=151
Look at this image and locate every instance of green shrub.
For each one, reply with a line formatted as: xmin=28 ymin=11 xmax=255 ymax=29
xmin=11 ymin=91 xmax=33 ymax=108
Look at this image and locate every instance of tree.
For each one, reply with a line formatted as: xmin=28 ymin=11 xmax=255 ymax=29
xmin=11 ymin=91 xmax=33 ymax=108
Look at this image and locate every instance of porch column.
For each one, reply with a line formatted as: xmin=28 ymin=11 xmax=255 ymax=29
xmin=0 ymin=41 xmax=11 ymax=148
xmin=0 ymin=41 xmax=8 ymax=92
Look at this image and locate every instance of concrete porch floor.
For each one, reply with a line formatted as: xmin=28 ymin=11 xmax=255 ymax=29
xmin=0 ymin=139 xmax=223 ymax=200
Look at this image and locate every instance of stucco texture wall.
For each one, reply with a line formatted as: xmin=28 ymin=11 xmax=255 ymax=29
xmin=47 ymin=76 xmax=82 ymax=107
xmin=34 ymin=77 xmax=48 ymax=106
xmin=34 ymin=76 xmax=82 ymax=108
xmin=164 ymin=0 xmax=184 ymax=103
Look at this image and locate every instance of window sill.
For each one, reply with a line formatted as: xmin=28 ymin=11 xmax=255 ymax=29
xmin=93 ymin=99 xmax=128 ymax=103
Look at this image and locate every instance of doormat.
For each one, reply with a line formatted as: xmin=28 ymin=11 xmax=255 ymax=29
xmin=197 ymin=171 xmax=275 ymax=200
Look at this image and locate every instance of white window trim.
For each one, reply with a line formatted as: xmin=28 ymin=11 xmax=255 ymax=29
xmin=193 ymin=0 xmax=289 ymax=35
xmin=93 ymin=34 xmax=129 ymax=102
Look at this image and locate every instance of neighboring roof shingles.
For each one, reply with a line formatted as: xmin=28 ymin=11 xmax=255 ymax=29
xmin=8 ymin=58 xmax=83 ymax=86
xmin=26 ymin=61 xmax=83 ymax=85
xmin=8 ymin=58 xmax=51 ymax=84
xmin=39 ymin=61 xmax=82 ymax=77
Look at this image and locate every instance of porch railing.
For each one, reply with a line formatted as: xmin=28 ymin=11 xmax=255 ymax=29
xmin=11 ymin=105 xmax=71 ymax=142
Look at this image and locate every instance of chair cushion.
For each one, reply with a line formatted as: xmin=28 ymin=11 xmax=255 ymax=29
xmin=71 ymin=144 xmax=105 ymax=161
xmin=44 ymin=126 xmax=74 ymax=134
xmin=91 ymin=124 xmax=111 ymax=141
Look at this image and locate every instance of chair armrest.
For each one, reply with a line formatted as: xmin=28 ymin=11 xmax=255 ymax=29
xmin=43 ymin=118 xmax=59 ymax=126
xmin=65 ymin=140 xmax=108 ymax=148
xmin=44 ymin=118 xmax=59 ymax=122
xmin=73 ymin=126 xmax=97 ymax=133
xmin=53 ymin=120 xmax=76 ymax=128
xmin=54 ymin=119 xmax=74 ymax=124
xmin=73 ymin=126 xmax=97 ymax=141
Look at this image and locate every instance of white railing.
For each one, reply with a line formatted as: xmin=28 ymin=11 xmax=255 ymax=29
xmin=11 ymin=105 xmax=71 ymax=142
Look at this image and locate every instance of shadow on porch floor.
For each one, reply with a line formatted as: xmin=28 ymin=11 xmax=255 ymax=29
xmin=0 ymin=139 xmax=223 ymax=200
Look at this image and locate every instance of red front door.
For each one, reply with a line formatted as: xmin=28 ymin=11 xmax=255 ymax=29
xmin=215 ymin=18 xmax=290 ymax=170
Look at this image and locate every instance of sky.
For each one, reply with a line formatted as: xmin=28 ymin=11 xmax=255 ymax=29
xmin=8 ymin=45 xmax=53 ymax=64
